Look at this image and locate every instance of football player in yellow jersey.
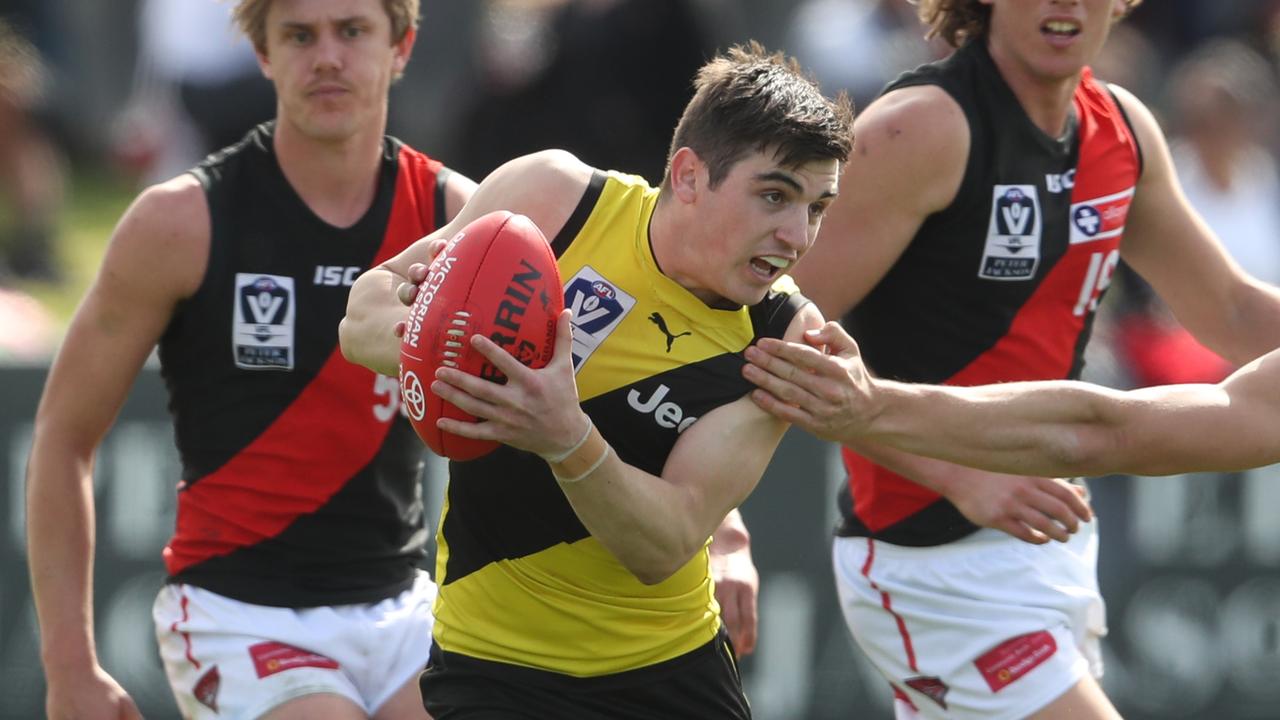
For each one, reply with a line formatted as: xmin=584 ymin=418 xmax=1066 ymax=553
xmin=342 ymin=43 xmax=852 ymax=719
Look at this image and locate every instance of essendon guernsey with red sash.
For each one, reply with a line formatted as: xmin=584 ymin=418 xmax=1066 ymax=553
xmin=157 ymin=122 xmax=451 ymax=605
xmin=838 ymin=42 xmax=1142 ymax=546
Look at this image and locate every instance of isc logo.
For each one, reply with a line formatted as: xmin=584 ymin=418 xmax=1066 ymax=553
xmin=627 ymin=384 xmax=697 ymax=432
xmin=313 ymin=265 xmax=362 ymax=286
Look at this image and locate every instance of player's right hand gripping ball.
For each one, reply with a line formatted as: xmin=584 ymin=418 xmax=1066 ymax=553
xmin=399 ymin=210 xmax=563 ymax=460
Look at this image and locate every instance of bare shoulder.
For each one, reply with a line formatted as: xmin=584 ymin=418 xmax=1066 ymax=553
xmin=1105 ymin=83 xmax=1171 ymax=171
xmin=105 ymin=173 xmax=210 ymax=300
xmin=471 ymin=150 xmax=596 ymax=240
xmin=856 ymin=85 xmax=968 ymax=163
xmin=782 ymin=302 xmax=825 ymax=343
xmin=847 ymin=84 xmax=969 ymax=213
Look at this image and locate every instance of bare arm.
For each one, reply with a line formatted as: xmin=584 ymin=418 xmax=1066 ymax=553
xmin=436 ymin=304 xmax=823 ymax=583
xmin=709 ymin=508 xmax=758 ymax=656
xmin=791 ymin=84 xmax=966 ymax=318
xmin=789 ymin=85 xmax=1091 ymax=542
xmin=28 ymin=176 xmax=206 ymax=720
xmin=746 ymin=322 xmax=1280 ymax=478
xmin=1113 ymin=85 xmax=1280 ymax=363
xmin=340 ymin=151 xmax=590 ymax=375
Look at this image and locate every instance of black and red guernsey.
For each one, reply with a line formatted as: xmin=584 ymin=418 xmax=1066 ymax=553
xmin=838 ymin=41 xmax=1143 ymax=546
xmin=158 ymin=122 xmax=451 ymax=606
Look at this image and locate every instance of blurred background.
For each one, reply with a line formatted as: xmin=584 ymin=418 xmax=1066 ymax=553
xmin=2 ymin=1 xmax=1280 ymax=717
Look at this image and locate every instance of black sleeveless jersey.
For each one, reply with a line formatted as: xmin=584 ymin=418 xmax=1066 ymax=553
xmin=159 ymin=122 xmax=453 ymax=606
xmin=837 ymin=41 xmax=1142 ymax=545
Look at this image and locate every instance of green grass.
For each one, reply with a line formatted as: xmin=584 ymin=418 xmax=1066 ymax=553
xmin=22 ymin=169 xmax=136 ymax=326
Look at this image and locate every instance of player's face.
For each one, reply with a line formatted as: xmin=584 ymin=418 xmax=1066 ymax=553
xmin=257 ymin=0 xmax=412 ymax=142
xmin=691 ymin=150 xmax=840 ymax=308
xmin=983 ymin=0 xmax=1126 ymax=83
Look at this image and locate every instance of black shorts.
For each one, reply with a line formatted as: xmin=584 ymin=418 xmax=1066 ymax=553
xmin=419 ymin=629 xmax=751 ymax=719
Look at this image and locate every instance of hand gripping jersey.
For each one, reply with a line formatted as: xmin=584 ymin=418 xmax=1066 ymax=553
xmin=433 ymin=171 xmax=806 ymax=679
xmin=839 ymin=42 xmax=1143 ymax=546
xmin=159 ymin=123 xmax=454 ymax=606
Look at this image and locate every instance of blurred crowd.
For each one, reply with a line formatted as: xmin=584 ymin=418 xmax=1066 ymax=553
xmin=3 ymin=0 xmax=1280 ymax=389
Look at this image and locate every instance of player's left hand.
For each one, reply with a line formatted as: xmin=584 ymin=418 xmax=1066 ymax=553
xmin=431 ymin=309 xmax=589 ymax=458
xmin=743 ymin=321 xmax=876 ymax=441
xmin=393 ymin=236 xmax=452 ymax=337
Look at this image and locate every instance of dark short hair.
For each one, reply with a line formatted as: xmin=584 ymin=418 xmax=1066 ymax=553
xmin=662 ymin=42 xmax=854 ymax=190
xmin=916 ymin=0 xmax=1144 ymax=48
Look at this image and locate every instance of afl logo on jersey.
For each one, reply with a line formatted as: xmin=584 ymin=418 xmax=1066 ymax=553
xmin=564 ymin=265 xmax=636 ymax=371
xmin=979 ymin=185 xmax=1042 ymax=281
xmin=233 ymin=273 xmax=296 ymax=370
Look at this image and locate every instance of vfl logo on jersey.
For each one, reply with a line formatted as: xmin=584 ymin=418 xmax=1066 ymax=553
xmin=979 ymin=185 xmax=1042 ymax=280
xmin=564 ymin=265 xmax=636 ymax=371
xmin=1069 ymin=186 xmax=1134 ymax=244
xmin=233 ymin=273 xmax=295 ymax=370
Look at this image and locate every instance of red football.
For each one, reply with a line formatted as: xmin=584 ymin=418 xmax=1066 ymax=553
xmin=399 ymin=210 xmax=562 ymax=460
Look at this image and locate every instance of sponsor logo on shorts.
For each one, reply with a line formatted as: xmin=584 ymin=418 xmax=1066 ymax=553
xmin=233 ymin=273 xmax=296 ymax=370
xmin=564 ymin=266 xmax=635 ymax=370
xmin=193 ymin=665 xmax=220 ymax=712
xmin=979 ymin=185 xmax=1042 ymax=280
xmin=248 ymin=641 xmax=340 ymax=678
xmin=904 ymin=675 xmax=949 ymax=709
xmin=974 ymin=630 xmax=1058 ymax=692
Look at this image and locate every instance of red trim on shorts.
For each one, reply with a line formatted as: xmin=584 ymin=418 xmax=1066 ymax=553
xmin=862 ymin=538 xmax=918 ymax=672
xmin=170 ymin=591 xmax=201 ymax=670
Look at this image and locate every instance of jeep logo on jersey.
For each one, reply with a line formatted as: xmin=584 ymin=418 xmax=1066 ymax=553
xmin=1069 ymin=187 xmax=1134 ymax=245
xmin=627 ymin=383 xmax=697 ymax=432
xmin=564 ymin=265 xmax=636 ymax=371
xmin=233 ymin=273 xmax=296 ymax=370
xmin=979 ymin=185 xmax=1042 ymax=280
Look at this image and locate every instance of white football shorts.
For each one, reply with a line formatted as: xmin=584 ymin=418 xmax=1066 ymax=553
xmin=154 ymin=570 xmax=437 ymax=719
xmin=833 ymin=520 xmax=1105 ymax=720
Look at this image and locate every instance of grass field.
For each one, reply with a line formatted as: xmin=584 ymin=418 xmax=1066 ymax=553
xmin=20 ymin=169 xmax=136 ymax=327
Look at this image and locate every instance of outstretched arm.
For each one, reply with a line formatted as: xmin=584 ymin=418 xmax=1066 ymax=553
xmin=745 ymin=322 xmax=1280 ymax=478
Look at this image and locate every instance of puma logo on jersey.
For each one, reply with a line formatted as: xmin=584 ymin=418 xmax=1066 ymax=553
xmin=648 ymin=312 xmax=691 ymax=352
xmin=313 ymin=265 xmax=362 ymax=287
xmin=627 ymin=383 xmax=697 ymax=432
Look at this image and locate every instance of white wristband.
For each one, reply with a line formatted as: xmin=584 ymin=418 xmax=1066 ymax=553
xmin=539 ymin=416 xmax=594 ymax=463
xmin=554 ymin=445 xmax=611 ymax=484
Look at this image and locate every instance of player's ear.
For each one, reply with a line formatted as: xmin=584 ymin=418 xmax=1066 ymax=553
xmin=669 ymin=147 xmax=703 ymax=205
xmin=392 ymin=26 xmax=416 ymax=75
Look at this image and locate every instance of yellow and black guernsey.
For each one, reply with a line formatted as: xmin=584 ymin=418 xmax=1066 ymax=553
xmin=433 ymin=170 xmax=806 ymax=680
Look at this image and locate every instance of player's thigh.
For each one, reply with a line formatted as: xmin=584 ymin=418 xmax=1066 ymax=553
xmin=373 ymin=674 xmax=432 ymax=720
xmin=260 ymin=692 xmax=367 ymax=720
xmin=1027 ymin=675 xmax=1122 ymax=720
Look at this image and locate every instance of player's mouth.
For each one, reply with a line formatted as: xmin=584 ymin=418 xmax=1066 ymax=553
xmin=307 ymin=83 xmax=351 ymax=99
xmin=1041 ymin=18 xmax=1082 ymax=47
xmin=749 ymin=255 xmax=791 ymax=281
